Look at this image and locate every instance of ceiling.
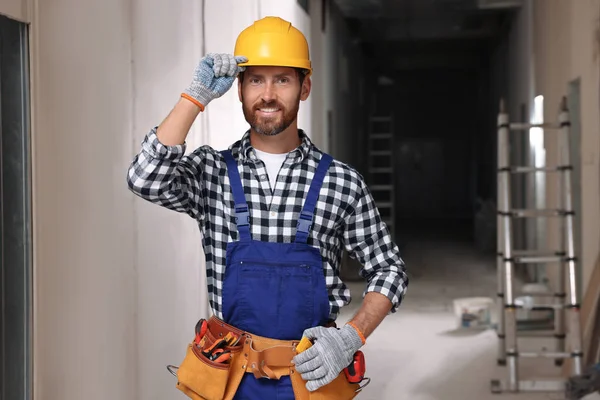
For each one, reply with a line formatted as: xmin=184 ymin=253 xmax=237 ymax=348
xmin=332 ymin=0 xmax=522 ymax=43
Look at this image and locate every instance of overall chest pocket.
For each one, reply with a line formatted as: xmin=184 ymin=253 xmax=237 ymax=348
xmin=223 ymin=260 xmax=329 ymax=341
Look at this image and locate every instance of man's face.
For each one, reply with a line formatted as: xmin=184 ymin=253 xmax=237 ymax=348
xmin=238 ymin=66 xmax=311 ymax=136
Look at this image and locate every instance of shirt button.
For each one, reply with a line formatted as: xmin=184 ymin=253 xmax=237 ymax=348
xmin=270 ymin=211 xmax=276 ymax=217
xmin=260 ymin=174 xmax=268 ymax=181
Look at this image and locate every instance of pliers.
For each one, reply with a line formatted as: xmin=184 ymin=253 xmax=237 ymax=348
xmin=194 ymin=319 xmax=208 ymax=346
xmin=202 ymin=339 xmax=230 ymax=362
xmin=208 ymin=348 xmax=232 ymax=363
xmin=202 ymin=332 xmax=240 ymax=363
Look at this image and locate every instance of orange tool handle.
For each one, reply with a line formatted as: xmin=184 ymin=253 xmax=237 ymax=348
xmin=194 ymin=319 xmax=208 ymax=345
xmin=211 ymin=349 xmax=232 ymax=363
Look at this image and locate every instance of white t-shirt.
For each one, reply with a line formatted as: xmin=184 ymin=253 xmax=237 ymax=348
xmin=253 ymin=148 xmax=288 ymax=190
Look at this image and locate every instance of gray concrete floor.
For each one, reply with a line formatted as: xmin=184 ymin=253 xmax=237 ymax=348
xmin=337 ymin=219 xmax=600 ymax=400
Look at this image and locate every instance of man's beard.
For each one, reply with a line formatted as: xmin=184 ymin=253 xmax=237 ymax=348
xmin=242 ymin=94 xmax=300 ymax=137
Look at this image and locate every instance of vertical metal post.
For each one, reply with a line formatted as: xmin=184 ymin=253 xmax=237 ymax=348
xmin=558 ymin=97 xmax=583 ymax=376
xmin=496 ymin=252 xmax=505 ymax=365
xmin=496 ymin=100 xmax=506 ymax=366
xmin=555 ymin=98 xmax=567 ymax=360
xmin=498 ymin=100 xmax=519 ymax=391
xmin=554 ymin=233 xmax=567 ymax=360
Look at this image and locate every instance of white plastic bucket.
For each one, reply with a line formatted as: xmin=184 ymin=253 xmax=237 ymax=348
xmin=452 ymin=297 xmax=495 ymax=329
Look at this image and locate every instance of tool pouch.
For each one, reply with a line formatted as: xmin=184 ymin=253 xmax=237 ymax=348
xmin=175 ymin=328 xmax=244 ymax=400
xmin=175 ymin=342 xmax=231 ymax=400
xmin=290 ymin=368 xmax=360 ymax=400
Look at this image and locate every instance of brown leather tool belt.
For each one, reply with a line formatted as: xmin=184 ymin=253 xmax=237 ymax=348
xmin=172 ymin=316 xmax=359 ymax=400
xmin=207 ymin=316 xmax=300 ymax=380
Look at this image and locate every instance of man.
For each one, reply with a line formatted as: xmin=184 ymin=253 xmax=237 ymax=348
xmin=127 ymin=16 xmax=407 ymax=400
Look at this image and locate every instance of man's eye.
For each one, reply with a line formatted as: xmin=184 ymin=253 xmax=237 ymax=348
xmin=250 ymin=78 xmax=261 ymax=84
xmin=278 ymin=78 xmax=289 ymax=84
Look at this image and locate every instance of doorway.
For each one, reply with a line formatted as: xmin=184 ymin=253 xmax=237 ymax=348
xmin=0 ymin=13 xmax=32 ymax=400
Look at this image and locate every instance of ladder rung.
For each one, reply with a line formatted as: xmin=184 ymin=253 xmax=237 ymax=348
xmin=499 ymin=250 xmax=566 ymax=263
xmin=503 ymin=209 xmax=568 ymax=218
xmin=503 ymin=166 xmax=567 ymax=173
xmin=508 ymin=122 xmax=562 ymax=130
xmin=370 ymin=133 xmax=392 ymax=139
xmin=516 ymin=303 xmax=565 ymax=311
xmin=514 ymin=255 xmax=564 ymax=263
xmin=519 ymin=351 xmax=572 ymax=359
xmin=370 ymin=151 xmax=392 ymax=156
xmin=369 ymin=168 xmax=393 ymax=173
xmin=376 ymin=202 xmax=393 ymax=208
xmin=515 ymin=331 xmax=556 ymax=338
xmin=370 ymin=117 xmax=392 ymax=122
xmin=491 ymin=379 xmax=566 ymax=393
xmin=512 ymin=249 xmax=561 ymax=256
xmin=515 ymin=291 xmax=557 ymax=298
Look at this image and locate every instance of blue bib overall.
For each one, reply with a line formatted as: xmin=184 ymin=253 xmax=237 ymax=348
xmin=220 ymin=150 xmax=333 ymax=400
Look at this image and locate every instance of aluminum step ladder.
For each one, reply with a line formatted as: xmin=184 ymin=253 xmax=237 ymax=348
xmin=492 ymin=97 xmax=583 ymax=393
xmin=368 ymin=115 xmax=395 ymax=237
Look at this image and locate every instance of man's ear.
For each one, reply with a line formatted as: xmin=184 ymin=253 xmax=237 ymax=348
xmin=300 ymin=76 xmax=311 ymax=101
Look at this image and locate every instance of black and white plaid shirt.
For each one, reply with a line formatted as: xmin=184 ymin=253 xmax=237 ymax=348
xmin=127 ymin=128 xmax=408 ymax=321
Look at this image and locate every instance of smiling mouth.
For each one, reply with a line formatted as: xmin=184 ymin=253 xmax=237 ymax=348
xmin=256 ymin=107 xmax=281 ymax=115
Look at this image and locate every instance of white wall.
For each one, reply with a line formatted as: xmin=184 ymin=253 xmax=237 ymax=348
xmin=130 ymin=2 xmax=208 ymax=399
xmin=567 ymin=0 xmax=600 ymax=293
xmin=26 ymin=0 xmax=324 ymax=399
xmin=30 ymin=0 xmax=138 ymax=398
xmin=0 ymin=0 xmax=28 ymax=22
xmin=533 ymin=0 xmax=600 ymax=295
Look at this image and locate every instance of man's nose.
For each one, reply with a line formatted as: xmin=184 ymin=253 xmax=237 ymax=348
xmin=261 ymin=82 xmax=276 ymax=102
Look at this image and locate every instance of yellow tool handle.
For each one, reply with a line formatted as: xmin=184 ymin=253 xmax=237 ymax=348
xmin=295 ymin=336 xmax=313 ymax=353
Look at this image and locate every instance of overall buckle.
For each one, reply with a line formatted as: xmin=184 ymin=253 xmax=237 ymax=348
xmin=235 ymin=204 xmax=250 ymax=226
xmin=296 ymin=210 xmax=313 ymax=232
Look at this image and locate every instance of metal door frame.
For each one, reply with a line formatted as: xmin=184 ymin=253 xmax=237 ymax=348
xmin=0 ymin=13 xmax=33 ymax=400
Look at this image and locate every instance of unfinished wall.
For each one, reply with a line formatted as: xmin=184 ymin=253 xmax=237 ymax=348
xmin=498 ymin=3 xmax=538 ymax=275
xmin=324 ymin=1 xmax=366 ymax=170
xmin=25 ymin=0 xmax=326 ymax=399
xmin=533 ymin=0 xmax=600 ymax=295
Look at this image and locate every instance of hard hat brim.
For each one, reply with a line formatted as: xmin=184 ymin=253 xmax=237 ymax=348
xmin=237 ymin=57 xmax=312 ymax=76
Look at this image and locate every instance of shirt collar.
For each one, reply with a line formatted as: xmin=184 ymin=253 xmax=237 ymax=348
xmin=234 ymin=129 xmax=313 ymax=163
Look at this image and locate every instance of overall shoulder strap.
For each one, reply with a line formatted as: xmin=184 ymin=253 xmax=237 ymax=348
xmin=295 ymin=153 xmax=333 ymax=244
xmin=221 ymin=150 xmax=251 ymax=242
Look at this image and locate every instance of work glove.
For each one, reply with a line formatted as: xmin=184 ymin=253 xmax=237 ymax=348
xmin=292 ymin=325 xmax=364 ymax=391
xmin=183 ymin=53 xmax=248 ymax=108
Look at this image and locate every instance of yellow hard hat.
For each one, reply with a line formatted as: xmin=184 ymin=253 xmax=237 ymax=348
xmin=234 ymin=16 xmax=312 ymax=76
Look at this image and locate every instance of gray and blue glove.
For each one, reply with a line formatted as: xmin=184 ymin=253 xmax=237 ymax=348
xmin=183 ymin=53 xmax=248 ymax=108
xmin=292 ymin=325 xmax=364 ymax=391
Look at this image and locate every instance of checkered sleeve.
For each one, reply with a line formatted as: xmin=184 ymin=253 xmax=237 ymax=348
xmin=342 ymin=179 xmax=409 ymax=313
xmin=126 ymin=127 xmax=205 ymax=220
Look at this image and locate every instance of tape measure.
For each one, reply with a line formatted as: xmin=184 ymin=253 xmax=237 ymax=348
xmin=295 ymin=336 xmax=366 ymax=384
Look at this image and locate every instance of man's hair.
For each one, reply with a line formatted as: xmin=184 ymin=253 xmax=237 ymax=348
xmin=238 ymin=67 xmax=308 ymax=86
